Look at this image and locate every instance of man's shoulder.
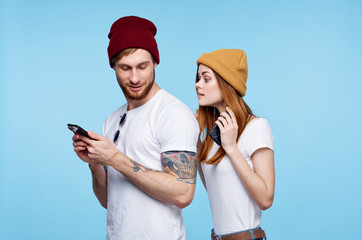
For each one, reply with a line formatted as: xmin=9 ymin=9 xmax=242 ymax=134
xmin=155 ymin=90 xmax=199 ymax=152
xmin=157 ymin=89 xmax=190 ymax=111
xmin=158 ymin=89 xmax=180 ymax=103
xmin=155 ymin=90 xmax=197 ymax=128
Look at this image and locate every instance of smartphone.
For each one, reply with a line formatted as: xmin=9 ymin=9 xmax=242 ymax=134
xmin=209 ymin=124 xmax=221 ymax=146
xmin=67 ymin=124 xmax=95 ymax=140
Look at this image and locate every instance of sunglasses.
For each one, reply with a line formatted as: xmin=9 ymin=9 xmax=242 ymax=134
xmin=113 ymin=112 xmax=127 ymax=144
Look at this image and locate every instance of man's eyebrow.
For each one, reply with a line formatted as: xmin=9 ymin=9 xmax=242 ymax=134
xmin=117 ymin=63 xmax=130 ymax=68
xmin=137 ymin=61 xmax=151 ymax=66
xmin=117 ymin=61 xmax=151 ymax=68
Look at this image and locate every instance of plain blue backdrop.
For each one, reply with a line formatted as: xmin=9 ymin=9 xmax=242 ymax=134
xmin=1 ymin=0 xmax=361 ymax=239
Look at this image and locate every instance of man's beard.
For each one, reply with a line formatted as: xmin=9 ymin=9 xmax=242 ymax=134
xmin=119 ymin=70 xmax=155 ymax=101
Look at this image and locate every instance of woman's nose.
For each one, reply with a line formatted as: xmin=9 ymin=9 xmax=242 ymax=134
xmin=195 ymin=81 xmax=202 ymax=89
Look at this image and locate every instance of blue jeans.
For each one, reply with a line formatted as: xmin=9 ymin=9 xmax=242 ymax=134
xmin=211 ymin=227 xmax=266 ymax=240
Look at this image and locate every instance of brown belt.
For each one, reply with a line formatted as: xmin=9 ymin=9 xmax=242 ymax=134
xmin=212 ymin=229 xmax=266 ymax=240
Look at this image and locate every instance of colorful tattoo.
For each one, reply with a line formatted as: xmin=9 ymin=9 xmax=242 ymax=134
xmin=161 ymin=151 xmax=197 ymax=184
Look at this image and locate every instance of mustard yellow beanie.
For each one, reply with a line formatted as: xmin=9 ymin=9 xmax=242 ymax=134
xmin=197 ymin=49 xmax=248 ymax=97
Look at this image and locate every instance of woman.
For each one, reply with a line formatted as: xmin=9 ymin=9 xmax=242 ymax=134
xmin=195 ymin=49 xmax=275 ymax=240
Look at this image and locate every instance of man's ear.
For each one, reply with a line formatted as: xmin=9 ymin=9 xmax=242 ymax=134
xmin=153 ymin=62 xmax=157 ymax=69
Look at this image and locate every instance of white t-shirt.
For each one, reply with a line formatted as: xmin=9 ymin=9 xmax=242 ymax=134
xmin=102 ymin=89 xmax=199 ymax=240
xmin=201 ymin=118 xmax=274 ymax=235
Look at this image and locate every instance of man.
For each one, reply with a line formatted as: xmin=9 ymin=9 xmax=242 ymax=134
xmin=72 ymin=16 xmax=199 ymax=240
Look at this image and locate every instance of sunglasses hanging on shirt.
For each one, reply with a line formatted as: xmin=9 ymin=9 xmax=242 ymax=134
xmin=113 ymin=112 xmax=127 ymax=144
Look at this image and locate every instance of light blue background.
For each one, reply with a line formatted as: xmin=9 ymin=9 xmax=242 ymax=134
xmin=1 ymin=0 xmax=361 ymax=239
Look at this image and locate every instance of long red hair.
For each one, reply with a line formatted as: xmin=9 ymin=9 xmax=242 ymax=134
xmin=196 ymin=69 xmax=254 ymax=165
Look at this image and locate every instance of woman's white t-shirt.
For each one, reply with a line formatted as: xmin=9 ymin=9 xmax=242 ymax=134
xmin=201 ymin=118 xmax=274 ymax=235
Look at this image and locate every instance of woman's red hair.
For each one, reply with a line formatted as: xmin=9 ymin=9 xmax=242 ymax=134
xmin=196 ymin=69 xmax=254 ymax=164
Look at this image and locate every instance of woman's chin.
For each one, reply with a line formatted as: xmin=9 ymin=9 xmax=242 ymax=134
xmin=198 ymin=101 xmax=207 ymax=107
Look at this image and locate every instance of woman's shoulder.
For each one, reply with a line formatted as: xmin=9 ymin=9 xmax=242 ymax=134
xmin=241 ymin=116 xmax=273 ymax=141
xmin=240 ymin=116 xmax=274 ymax=154
xmin=245 ymin=117 xmax=271 ymax=131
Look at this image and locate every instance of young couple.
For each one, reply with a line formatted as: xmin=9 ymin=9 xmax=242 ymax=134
xmin=71 ymin=16 xmax=274 ymax=240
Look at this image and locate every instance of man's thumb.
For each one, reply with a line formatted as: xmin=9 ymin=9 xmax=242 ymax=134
xmin=88 ymin=130 xmax=100 ymax=140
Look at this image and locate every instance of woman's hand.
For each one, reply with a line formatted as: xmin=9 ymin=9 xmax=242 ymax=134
xmin=215 ymin=106 xmax=238 ymax=153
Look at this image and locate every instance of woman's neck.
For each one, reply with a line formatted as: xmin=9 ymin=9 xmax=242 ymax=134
xmin=215 ymin=103 xmax=227 ymax=114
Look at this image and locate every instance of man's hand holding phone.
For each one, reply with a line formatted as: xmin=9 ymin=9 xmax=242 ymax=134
xmin=68 ymin=123 xmax=122 ymax=167
xmin=68 ymin=124 xmax=95 ymax=140
xmin=68 ymin=123 xmax=98 ymax=164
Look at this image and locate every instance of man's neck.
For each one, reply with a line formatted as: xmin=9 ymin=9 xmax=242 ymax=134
xmin=126 ymin=84 xmax=161 ymax=110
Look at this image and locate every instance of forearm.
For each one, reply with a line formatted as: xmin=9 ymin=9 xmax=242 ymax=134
xmin=110 ymin=152 xmax=195 ymax=209
xmin=89 ymin=164 xmax=107 ymax=209
xmin=225 ymin=145 xmax=274 ymax=210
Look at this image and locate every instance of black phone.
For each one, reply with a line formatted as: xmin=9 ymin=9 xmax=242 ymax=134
xmin=67 ymin=124 xmax=95 ymax=140
xmin=209 ymin=125 xmax=221 ymax=146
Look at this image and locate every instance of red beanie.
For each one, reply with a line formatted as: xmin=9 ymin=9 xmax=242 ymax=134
xmin=107 ymin=16 xmax=160 ymax=67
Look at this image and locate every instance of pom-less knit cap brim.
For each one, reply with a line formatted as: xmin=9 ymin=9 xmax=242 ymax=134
xmin=107 ymin=16 xmax=160 ymax=67
xmin=197 ymin=49 xmax=248 ymax=97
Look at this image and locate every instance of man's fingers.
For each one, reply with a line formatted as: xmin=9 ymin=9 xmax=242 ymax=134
xmin=78 ymin=134 xmax=93 ymax=145
xmin=73 ymin=131 xmax=101 ymax=145
xmin=72 ymin=134 xmax=80 ymax=141
xmin=88 ymin=130 xmax=103 ymax=141
xmin=74 ymin=146 xmax=87 ymax=152
xmin=73 ymin=140 xmax=87 ymax=147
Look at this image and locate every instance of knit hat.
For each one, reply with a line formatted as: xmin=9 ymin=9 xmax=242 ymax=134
xmin=107 ymin=16 xmax=160 ymax=67
xmin=197 ymin=49 xmax=248 ymax=97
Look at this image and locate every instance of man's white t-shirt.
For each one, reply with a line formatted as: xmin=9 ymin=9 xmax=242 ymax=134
xmin=201 ymin=118 xmax=274 ymax=235
xmin=102 ymin=89 xmax=199 ymax=240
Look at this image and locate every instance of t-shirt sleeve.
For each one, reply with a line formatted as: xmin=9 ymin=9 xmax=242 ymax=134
xmin=156 ymin=103 xmax=199 ymax=153
xmin=102 ymin=113 xmax=113 ymax=138
xmin=245 ymin=118 xmax=274 ymax=157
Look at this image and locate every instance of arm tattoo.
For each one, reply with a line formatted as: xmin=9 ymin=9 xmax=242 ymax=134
xmin=161 ymin=151 xmax=197 ymax=184
xmin=130 ymin=159 xmax=159 ymax=173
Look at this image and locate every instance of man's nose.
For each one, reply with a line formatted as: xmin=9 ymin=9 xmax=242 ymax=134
xmin=130 ymin=69 xmax=140 ymax=84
